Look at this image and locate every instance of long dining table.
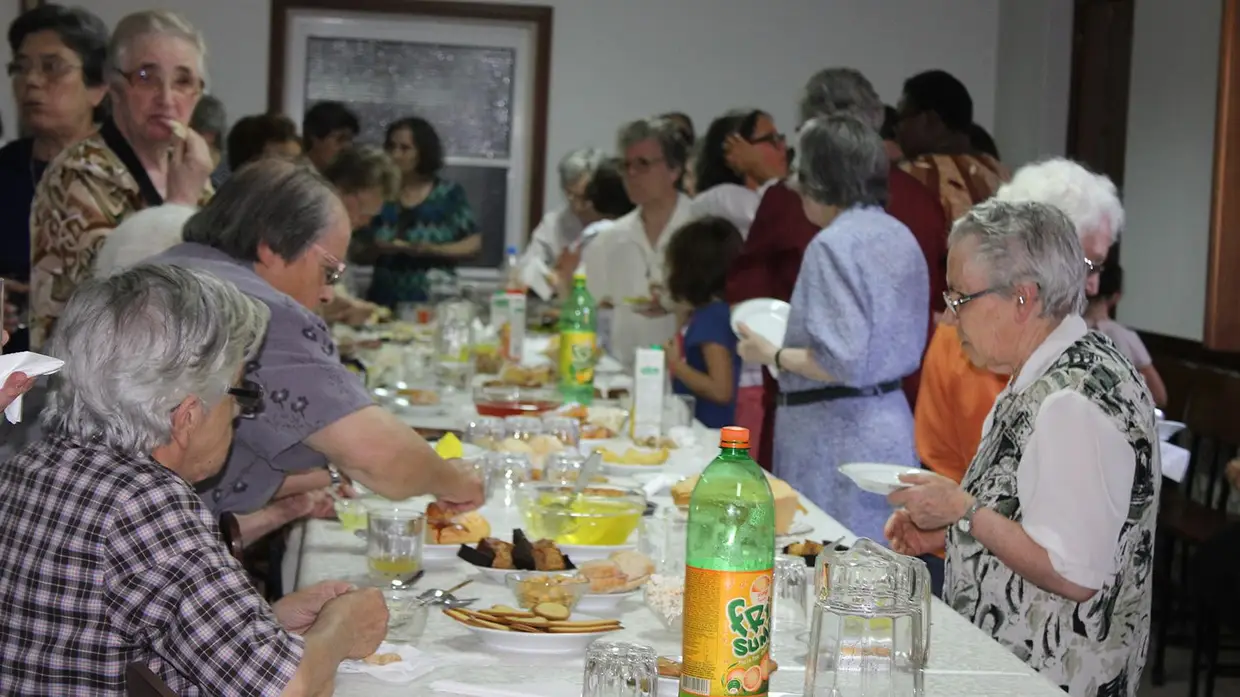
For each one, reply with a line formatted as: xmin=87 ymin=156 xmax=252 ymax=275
xmin=289 ymin=419 xmax=1068 ymax=697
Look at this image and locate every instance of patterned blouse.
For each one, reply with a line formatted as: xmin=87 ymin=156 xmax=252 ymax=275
xmin=945 ymin=329 xmax=1158 ymax=697
xmin=899 ymin=152 xmax=1009 ymax=229
xmin=358 ymin=178 xmax=476 ymax=307
xmin=29 ymin=121 xmax=213 ymax=348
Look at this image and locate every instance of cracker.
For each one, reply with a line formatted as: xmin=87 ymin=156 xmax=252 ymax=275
xmin=168 ymin=120 xmax=188 ymax=139
xmin=508 ymin=623 xmax=543 ymax=633
xmin=363 ymin=652 xmax=402 ymax=665
xmin=547 ymin=619 xmax=620 ymax=628
xmin=548 ymin=625 xmax=621 ymax=634
xmin=532 ymin=602 xmax=570 ymax=620
xmin=467 ymin=617 xmax=511 ymax=631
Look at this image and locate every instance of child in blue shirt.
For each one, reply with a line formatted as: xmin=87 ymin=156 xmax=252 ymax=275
xmin=663 ymin=217 xmax=744 ymax=428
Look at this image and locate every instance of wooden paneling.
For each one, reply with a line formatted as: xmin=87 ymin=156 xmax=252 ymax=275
xmin=1205 ymin=0 xmax=1240 ymax=351
xmin=1066 ymin=0 xmax=1136 ymax=189
xmin=267 ymin=0 xmax=554 ymax=234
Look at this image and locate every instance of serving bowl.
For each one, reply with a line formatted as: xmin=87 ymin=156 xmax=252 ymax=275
xmin=504 ymin=571 xmax=591 ymax=612
xmin=516 ymin=483 xmax=646 ymax=546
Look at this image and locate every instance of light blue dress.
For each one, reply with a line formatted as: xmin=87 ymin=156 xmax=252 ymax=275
xmin=774 ymin=206 xmax=929 ymax=542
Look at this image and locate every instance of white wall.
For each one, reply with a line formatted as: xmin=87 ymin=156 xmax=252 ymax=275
xmin=0 ymin=0 xmax=1001 ymax=215
xmin=992 ymin=0 xmax=1073 ymax=167
xmin=1118 ymin=0 xmax=1223 ymax=341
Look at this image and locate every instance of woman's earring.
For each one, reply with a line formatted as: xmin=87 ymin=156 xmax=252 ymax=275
xmin=1018 ymin=296 xmax=1026 ymax=306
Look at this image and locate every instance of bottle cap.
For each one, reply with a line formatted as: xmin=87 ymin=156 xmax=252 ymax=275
xmin=719 ymin=426 xmax=750 ymax=448
xmin=650 ymin=344 xmax=663 ymax=350
xmin=506 ymin=245 xmax=518 ymax=255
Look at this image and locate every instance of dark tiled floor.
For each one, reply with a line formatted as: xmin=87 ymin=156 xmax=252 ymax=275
xmin=1142 ymin=646 xmax=1240 ymax=697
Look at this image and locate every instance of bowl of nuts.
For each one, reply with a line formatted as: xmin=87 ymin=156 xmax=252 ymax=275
xmin=505 ymin=571 xmax=591 ymax=612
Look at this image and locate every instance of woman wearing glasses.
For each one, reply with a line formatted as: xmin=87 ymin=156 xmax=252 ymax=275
xmin=888 ymin=200 xmax=1156 ymax=696
xmin=30 ymin=10 xmax=214 ymax=348
xmin=736 ymin=113 xmax=929 ymax=544
xmin=0 ymin=4 xmax=109 ymax=353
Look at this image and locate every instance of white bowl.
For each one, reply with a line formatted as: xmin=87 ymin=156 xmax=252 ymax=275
xmin=576 ymin=588 xmax=642 ymax=614
xmin=423 ymin=543 xmax=465 ymax=568
xmin=456 ymin=612 xmax=621 ymax=654
xmin=558 ymin=543 xmax=636 ymax=562
xmin=470 ymin=564 xmax=527 ymax=584
xmin=838 ymin=463 xmax=924 ymax=495
xmin=1157 ymin=419 xmax=1186 ymax=442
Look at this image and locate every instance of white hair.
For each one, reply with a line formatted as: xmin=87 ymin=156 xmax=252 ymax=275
xmin=106 ymin=10 xmax=209 ymax=87
xmin=949 ymin=199 xmax=1087 ymax=319
xmin=994 ymin=158 xmax=1124 ymax=242
xmin=94 ymin=204 xmax=197 ymax=278
xmin=42 ymin=264 xmax=270 ymax=454
xmin=557 ymin=148 xmax=606 ymax=190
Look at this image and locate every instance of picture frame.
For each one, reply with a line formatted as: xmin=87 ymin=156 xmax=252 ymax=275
xmin=19 ymin=0 xmax=43 ymax=13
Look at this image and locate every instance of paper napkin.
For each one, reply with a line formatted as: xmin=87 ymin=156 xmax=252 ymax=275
xmin=0 ymin=352 xmax=64 ymax=424
xmin=337 ymin=643 xmax=435 ymax=684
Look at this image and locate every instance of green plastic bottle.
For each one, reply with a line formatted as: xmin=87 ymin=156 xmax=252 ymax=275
xmin=557 ymin=272 xmax=597 ymax=404
xmin=681 ymin=426 xmax=775 ymax=697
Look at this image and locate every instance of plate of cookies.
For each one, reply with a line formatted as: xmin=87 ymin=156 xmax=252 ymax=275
xmin=442 ymin=603 xmax=623 ymax=654
xmin=457 ymin=529 xmax=577 ymax=583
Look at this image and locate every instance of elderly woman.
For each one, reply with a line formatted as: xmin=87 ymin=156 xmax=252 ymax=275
xmin=737 ymin=113 xmax=928 ymax=542
xmin=888 ymin=200 xmax=1157 ymax=696
xmin=518 ymin=147 xmax=606 ymax=291
xmin=30 ymin=9 xmax=214 ymax=348
xmin=0 ymin=4 xmax=108 ymax=351
xmin=585 ymin=116 xmax=694 ymax=368
xmin=0 ymin=264 xmax=388 ymax=694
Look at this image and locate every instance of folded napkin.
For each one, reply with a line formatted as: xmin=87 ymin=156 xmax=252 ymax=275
xmin=337 ymin=643 xmax=435 ymax=684
xmin=429 ymin=679 xmax=581 ymax=697
xmin=641 ymin=473 xmax=677 ymax=498
xmin=1160 ymin=441 xmax=1190 ymax=483
xmin=0 ymin=352 xmax=64 ymax=424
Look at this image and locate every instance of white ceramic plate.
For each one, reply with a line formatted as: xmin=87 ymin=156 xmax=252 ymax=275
xmin=459 ymin=613 xmax=622 ymax=654
xmin=838 ymin=463 xmax=924 ymax=495
xmin=424 ymin=543 xmax=466 ymax=568
xmin=576 ymin=588 xmax=642 ymax=615
xmin=558 ymin=543 xmax=636 ymax=562
xmin=428 ymin=441 xmax=487 ymax=460
xmin=730 ymin=298 xmax=791 ymax=377
xmin=1157 ymin=419 xmax=1186 ymax=442
xmin=470 ymin=565 xmax=527 ymax=584
xmin=776 ymin=518 xmax=814 ymax=539
xmin=602 ymin=461 xmax=668 ymax=476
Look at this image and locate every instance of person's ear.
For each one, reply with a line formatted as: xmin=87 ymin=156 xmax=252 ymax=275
xmin=168 ymin=396 xmax=201 ymax=450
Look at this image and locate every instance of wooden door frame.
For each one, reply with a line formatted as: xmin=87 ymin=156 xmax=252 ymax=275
xmin=1205 ymin=0 xmax=1240 ymax=351
xmin=267 ymin=0 xmax=554 ymax=233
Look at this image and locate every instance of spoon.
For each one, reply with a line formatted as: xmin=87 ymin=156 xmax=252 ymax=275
xmin=416 ymin=578 xmax=473 ymax=606
xmin=540 ymin=451 xmax=604 ymax=538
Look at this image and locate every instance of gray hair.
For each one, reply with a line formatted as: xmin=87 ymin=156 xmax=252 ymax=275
xmin=183 ymin=157 xmax=340 ymax=263
xmin=796 ymin=113 xmax=889 ymax=208
xmin=557 ymin=148 xmax=606 ymax=190
xmin=799 ymin=68 xmax=884 ymax=130
xmin=190 ymin=94 xmax=227 ymax=140
xmin=617 ymin=117 xmax=688 ymax=172
xmin=322 ymin=145 xmax=400 ymax=199
xmin=106 ymin=10 xmax=208 ymax=87
xmin=995 ymin=158 xmax=1124 ymax=242
xmin=42 ymin=264 xmax=270 ymax=454
xmin=949 ymin=199 xmax=1087 ymax=319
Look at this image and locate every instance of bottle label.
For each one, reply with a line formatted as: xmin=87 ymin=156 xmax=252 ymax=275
xmin=559 ymin=330 xmax=596 ymax=386
xmin=681 ymin=566 xmax=773 ymax=697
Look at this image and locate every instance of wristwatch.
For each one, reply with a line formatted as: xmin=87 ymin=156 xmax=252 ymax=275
xmin=327 ymin=464 xmax=342 ymax=487
xmin=956 ymin=497 xmax=985 ymax=535
xmin=774 ymin=348 xmax=786 ymax=372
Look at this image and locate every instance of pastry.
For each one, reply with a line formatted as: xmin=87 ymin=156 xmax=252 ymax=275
xmin=362 ymin=652 xmax=401 ymax=666
xmin=577 ymin=559 xmax=628 ymax=593
xmin=611 ymin=549 xmax=655 ymax=580
xmin=426 ymin=503 xmax=491 ymax=545
xmin=478 ymin=537 xmax=516 ymax=569
xmin=672 ymin=473 xmax=806 ymax=536
xmin=532 ymin=538 xmax=569 ymax=571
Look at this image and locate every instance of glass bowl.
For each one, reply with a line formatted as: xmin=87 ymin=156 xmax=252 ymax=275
xmin=504 ymin=571 xmax=591 ymax=612
xmin=643 ymin=573 xmax=685 ymax=634
xmin=473 ymin=385 xmax=563 ymax=418
xmin=516 ymin=483 xmax=647 ymax=546
xmin=382 ymin=589 xmax=430 ymax=643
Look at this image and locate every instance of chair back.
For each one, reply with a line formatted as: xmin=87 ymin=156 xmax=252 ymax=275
xmin=125 ymin=663 xmax=179 ymax=697
xmin=218 ymin=512 xmax=243 ymax=562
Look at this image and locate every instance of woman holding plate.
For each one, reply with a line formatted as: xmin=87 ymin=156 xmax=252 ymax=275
xmin=737 ymin=113 xmax=928 ymax=543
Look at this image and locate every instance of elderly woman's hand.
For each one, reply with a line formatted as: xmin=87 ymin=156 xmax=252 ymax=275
xmin=0 ymin=330 xmax=35 ymax=414
xmin=736 ymin=323 xmax=778 ymax=366
xmin=887 ymin=471 xmax=973 ymax=531
xmin=884 ymin=509 xmax=945 ymax=557
xmin=165 ymin=125 xmax=214 ymax=206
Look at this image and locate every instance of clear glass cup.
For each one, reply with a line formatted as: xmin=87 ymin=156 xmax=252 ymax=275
xmin=402 ymin=344 xmax=434 ymax=384
xmin=638 ymin=506 xmax=688 ymax=574
xmin=366 ymin=506 xmax=425 ymax=588
xmin=504 ymin=415 xmax=544 ymax=441
xmin=543 ymin=451 xmax=587 ymax=484
xmin=333 ymin=497 xmax=368 ymax=533
xmin=541 ymin=415 xmax=581 ymax=447
xmin=434 ymin=299 xmax=476 ymax=392
xmin=582 ymin=641 xmax=658 ymax=697
xmin=465 ymin=416 xmax=505 ymax=449
xmin=484 ymin=451 xmax=532 ymax=507
xmin=771 ymin=553 xmax=810 ymax=660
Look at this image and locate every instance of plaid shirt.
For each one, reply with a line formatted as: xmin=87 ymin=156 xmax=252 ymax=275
xmin=0 ymin=435 xmax=304 ymax=696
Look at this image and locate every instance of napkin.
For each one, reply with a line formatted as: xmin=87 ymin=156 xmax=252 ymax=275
xmin=337 ymin=643 xmax=435 ymax=684
xmin=520 ymin=257 xmax=555 ymax=300
xmin=0 ymin=352 xmax=64 ymax=424
xmin=641 ymin=473 xmax=677 ymax=498
xmin=1160 ymin=441 xmax=1190 ymax=483
xmin=429 ymin=680 xmax=581 ymax=697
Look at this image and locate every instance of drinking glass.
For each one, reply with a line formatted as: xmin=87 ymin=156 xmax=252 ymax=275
xmin=541 ymin=415 xmax=581 ymax=447
xmin=465 ymin=416 xmax=505 ymax=449
xmin=771 ymin=554 xmax=810 ymax=660
xmin=366 ymin=506 xmax=424 ymax=588
xmin=639 ymin=506 xmax=688 ymax=573
xmin=582 ymin=641 xmax=658 ymax=697
xmin=434 ymin=300 xmax=475 ymax=392
xmin=543 ymin=451 xmax=587 ymax=484
xmin=504 ymin=415 xmax=544 ymax=441
xmin=484 ymin=451 xmax=532 ymax=507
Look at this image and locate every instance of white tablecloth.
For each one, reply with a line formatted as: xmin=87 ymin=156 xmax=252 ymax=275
xmin=293 ymin=440 xmax=1065 ymax=696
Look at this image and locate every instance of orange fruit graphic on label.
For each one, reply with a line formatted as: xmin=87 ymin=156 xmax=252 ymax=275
xmin=749 ymin=575 xmax=771 ymax=604
xmin=759 ymin=655 xmax=771 ymax=680
xmin=742 ymin=666 xmax=763 ymax=692
xmin=725 ymin=667 xmax=746 ymax=694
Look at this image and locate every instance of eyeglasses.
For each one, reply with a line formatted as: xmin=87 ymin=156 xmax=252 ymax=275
xmin=316 ymin=244 xmax=346 ymax=285
xmin=116 ymin=64 xmax=203 ymax=98
xmin=7 ymin=56 xmax=80 ymax=81
xmin=1084 ymin=257 xmax=1105 ymax=276
xmin=942 ymin=287 xmax=1004 ymax=316
xmin=749 ymin=131 xmax=786 ymax=147
xmin=621 ymin=156 xmax=665 ymax=175
xmin=228 ymin=379 xmax=264 ymax=420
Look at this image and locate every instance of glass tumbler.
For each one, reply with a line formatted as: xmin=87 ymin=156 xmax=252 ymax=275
xmin=582 ymin=641 xmax=658 ymax=697
xmin=465 ymin=416 xmax=505 ymax=449
xmin=485 ymin=451 xmax=533 ymax=507
xmin=543 ymin=451 xmax=587 ymax=484
xmin=771 ymin=554 xmax=811 ymax=660
xmin=541 ymin=415 xmax=581 ymax=447
xmin=504 ymin=415 xmax=544 ymax=442
xmin=366 ymin=506 xmax=425 ymax=588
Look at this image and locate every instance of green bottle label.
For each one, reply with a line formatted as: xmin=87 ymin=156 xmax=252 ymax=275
xmin=559 ymin=330 xmax=596 ymax=386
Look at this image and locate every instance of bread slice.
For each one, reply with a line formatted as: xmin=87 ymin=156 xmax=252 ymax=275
xmin=610 ymin=550 xmax=655 ymax=580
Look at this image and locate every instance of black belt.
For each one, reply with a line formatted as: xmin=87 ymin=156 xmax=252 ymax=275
xmin=776 ymin=380 xmax=902 ymax=407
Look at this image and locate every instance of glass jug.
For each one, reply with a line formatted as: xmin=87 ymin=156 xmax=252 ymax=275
xmin=804 ymin=538 xmax=931 ymax=697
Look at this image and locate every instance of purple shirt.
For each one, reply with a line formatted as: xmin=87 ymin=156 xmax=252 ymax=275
xmin=152 ymin=242 xmax=373 ymax=513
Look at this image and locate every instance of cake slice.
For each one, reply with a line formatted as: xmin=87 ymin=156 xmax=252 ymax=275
xmin=672 ymin=473 xmax=805 ymax=536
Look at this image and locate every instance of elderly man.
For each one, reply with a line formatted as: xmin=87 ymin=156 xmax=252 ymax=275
xmin=725 ymin=67 xmax=947 ymax=467
xmin=519 ymin=147 xmax=606 ymax=295
xmin=0 ymin=264 xmax=387 ymax=695
xmin=151 ymin=157 xmax=482 ymax=519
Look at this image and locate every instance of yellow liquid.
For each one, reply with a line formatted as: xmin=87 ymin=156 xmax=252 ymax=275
xmin=524 ymin=496 xmax=643 ymax=545
xmin=369 ymin=556 xmax=420 ymax=580
xmin=337 ymin=509 xmax=368 ymax=533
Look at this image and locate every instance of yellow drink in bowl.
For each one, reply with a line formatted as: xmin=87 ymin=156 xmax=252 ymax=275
xmin=523 ymin=491 xmax=644 ymax=545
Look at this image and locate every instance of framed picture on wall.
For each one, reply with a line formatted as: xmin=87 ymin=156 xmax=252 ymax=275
xmin=20 ymin=0 xmax=43 ymax=13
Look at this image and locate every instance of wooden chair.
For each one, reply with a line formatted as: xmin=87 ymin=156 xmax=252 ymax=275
xmin=1150 ymin=367 xmax=1240 ymax=688
xmin=218 ymin=512 xmax=244 ymax=562
xmin=125 ymin=663 xmax=179 ymax=697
